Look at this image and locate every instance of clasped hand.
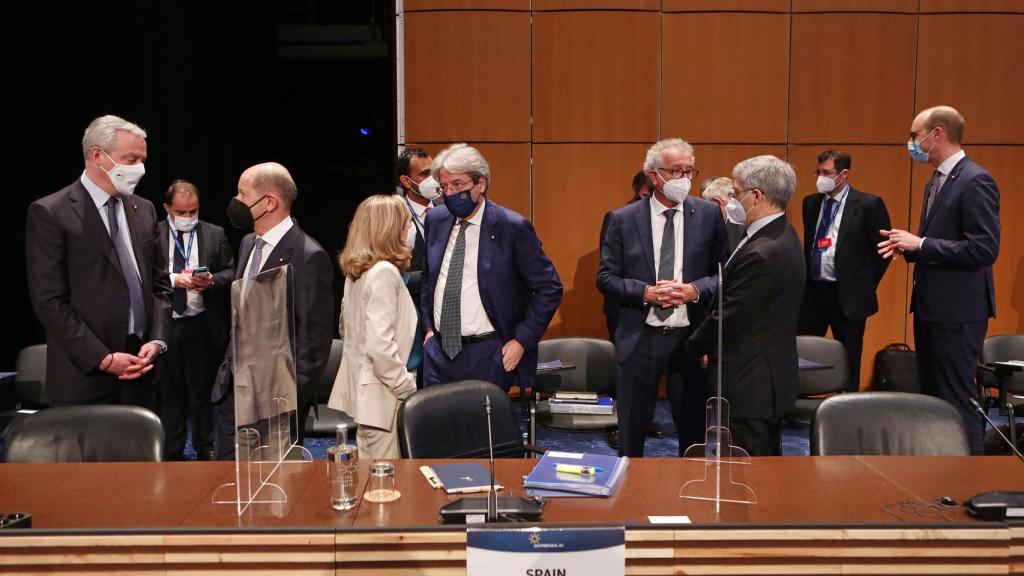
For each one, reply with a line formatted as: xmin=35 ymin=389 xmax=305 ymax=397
xmin=877 ymin=228 xmax=922 ymax=260
xmin=645 ymin=280 xmax=695 ymax=308
xmin=101 ymin=342 xmax=161 ymax=380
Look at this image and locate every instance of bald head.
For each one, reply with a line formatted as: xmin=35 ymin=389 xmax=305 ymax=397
xmin=241 ymin=162 xmax=298 ymax=208
xmin=915 ymin=105 xmax=965 ymax=145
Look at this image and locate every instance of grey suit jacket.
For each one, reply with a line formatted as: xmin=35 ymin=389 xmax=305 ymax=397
xmin=27 ymin=180 xmax=172 ymax=403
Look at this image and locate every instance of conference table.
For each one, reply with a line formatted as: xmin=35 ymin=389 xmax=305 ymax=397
xmin=0 ymin=456 xmax=1021 ymax=575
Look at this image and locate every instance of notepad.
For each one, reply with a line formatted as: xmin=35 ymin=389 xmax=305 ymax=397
xmin=430 ymin=462 xmax=503 ymax=494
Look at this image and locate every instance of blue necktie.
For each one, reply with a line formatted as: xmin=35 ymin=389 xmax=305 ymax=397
xmin=810 ymin=197 xmax=837 ymax=281
xmin=105 ymin=197 xmax=147 ymax=338
xmin=172 ymin=230 xmax=187 ymax=315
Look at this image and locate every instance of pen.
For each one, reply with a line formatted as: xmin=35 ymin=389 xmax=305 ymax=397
xmin=419 ymin=465 xmax=443 ymax=489
xmin=554 ymin=464 xmax=603 ymax=475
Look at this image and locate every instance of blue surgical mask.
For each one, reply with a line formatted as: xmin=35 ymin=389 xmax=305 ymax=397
xmin=443 ymin=184 xmax=479 ymax=219
xmin=907 ymin=129 xmax=935 ymax=163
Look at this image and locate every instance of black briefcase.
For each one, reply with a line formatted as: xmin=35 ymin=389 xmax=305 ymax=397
xmin=870 ymin=343 xmax=920 ymax=393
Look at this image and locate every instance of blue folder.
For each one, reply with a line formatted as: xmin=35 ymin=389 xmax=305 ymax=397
xmin=524 ymin=451 xmax=629 ymax=497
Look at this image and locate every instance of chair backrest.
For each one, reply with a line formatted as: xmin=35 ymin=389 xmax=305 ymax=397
xmin=315 ymin=339 xmax=344 ymax=403
xmin=797 ymin=336 xmax=848 ymax=396
xmin=811 ymin=392 xmax=969 ymax=456
xmin=1 ymin=405 xmax=164 ymax=462
xmin=398 ymin=380 xmax=525 ymax=458
xmin=981 ymin=334 xmax=1024 ymax=394
xmin=14 ymin=344 xmax=47 ymax=407
xmin=534 ymin=338 xmax=616 ymax=395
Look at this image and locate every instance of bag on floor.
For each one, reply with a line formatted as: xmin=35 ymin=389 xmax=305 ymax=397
xmin=870 ymin=343 xmax=920 ymax=393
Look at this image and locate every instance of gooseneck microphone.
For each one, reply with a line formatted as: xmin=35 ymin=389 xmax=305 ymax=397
xmin=968 ymin=397 xmax=1023 ymax=463
xmin=485 ymin=395 xmax=498 ymax=522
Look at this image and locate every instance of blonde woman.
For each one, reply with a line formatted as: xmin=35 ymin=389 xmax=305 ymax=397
xmin=328 ymin=194 xmax=417 ymax=459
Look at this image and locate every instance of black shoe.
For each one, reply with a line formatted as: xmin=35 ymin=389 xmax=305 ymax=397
xmin=607 ymin=429 xmax=619 ymax=450
xmin=196 ymin=447 xmax=216 ymax=461
xmin=647 ymin=425 xmax=664 ymax=439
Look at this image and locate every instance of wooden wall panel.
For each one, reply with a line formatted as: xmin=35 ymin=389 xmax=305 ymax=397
xmin=920 ymin=0 xmax=1024 ymax=13
xmin=792 ymin=0 xmax=916 ymax=12
xmin=691 ymin=145 xmax=788 ymax=192
xmin=788 ymin=145 xmax=913 ymax=388
xmin=533 ymin=144 xmax=651 ymax=339
xmin=405 ymin=0 xmax=529 ymax=10
xmin=533 ymin=12 xmax=660 ymax=143
xmin=663 ymin=0 xmax=788 ymax=11
xmin=404 ymin=12 xmax=530 ymax=142
xmin=916 ymin=14 xmax=1024 ymax=144
xmin=533 ymin=0 xmax=659 ymax=9
xmin=789 ymin=13 xmax=916 ymax=144
xmin=663 ymin=13 xmax=789 ymax=144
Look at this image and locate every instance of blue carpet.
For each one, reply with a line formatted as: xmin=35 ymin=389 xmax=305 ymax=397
xmin=182 ymin=401 xmax=1013 ymax=461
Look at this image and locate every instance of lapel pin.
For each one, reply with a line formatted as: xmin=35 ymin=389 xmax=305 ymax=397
xmin=491 ymin=235 xmax=495 ymax=240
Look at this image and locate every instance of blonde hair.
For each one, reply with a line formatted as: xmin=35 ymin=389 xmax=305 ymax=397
xmin=339 ymin=194 xmax=412 ymax=280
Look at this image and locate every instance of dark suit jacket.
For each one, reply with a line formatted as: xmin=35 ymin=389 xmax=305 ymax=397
xmin=906 ymin=156 xmax=999 ymax=322
xmin=404 ymin=194 xmax=428 ymax=303
xmin=597 ymin=196 xmax=729 ymax=364
xmin=421 ymin=199 xmax=563 ymax=389
xmin=687 ymin=215 xmax=806 ymax=420
xmin=801 ymin=186 xmax=891 ymax=319
xmin=157 ymin=219 xmax=236 ymax=347
xmin=26 ymin=180 xmax=172 ymax=403
xmin=211 ymin=219 xmax=334 ymax=411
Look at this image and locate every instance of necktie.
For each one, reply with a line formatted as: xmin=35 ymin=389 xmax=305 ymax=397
xmin=244 ymin=238 xmax=266 ymax=299
xmin=172 ymin=230 xmax=187 ymax=315
xmin=654 ymin=209 xmax=677 ymax=321
xmin=105 ymin=197 xmax=147 ymax=338
xmin=810 ymin=198 xmax=838 ymax=281
xmin=925 ymin=170 xmax=942 ymax=218
xmin=440 ymin=221 xmax=470 ymax=359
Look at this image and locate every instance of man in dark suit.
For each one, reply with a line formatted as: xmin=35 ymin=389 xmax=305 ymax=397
xmin=879 ymin=106 xmax=1000 ymax=455
xmin=397 ymin=147 xmax=439 ymax=388
xmin=688 ymin=155 xmax=805 ymax=457
xmin=598 ymin=139 xmax=729 ymax=457
xmin=212 ymin=162 xmax=334 ymax=460
xmin=421 ymin=143 xmax=562 ymax=393
xmin=26 ymin=115 xmax=171 ymax=407
xmin=799 ymin=150 xmax=891 ymax=391
xmin=156 ymin=179 xmax=235 ymax=461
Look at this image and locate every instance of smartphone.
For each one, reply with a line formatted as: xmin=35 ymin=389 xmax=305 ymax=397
xmin=191 ymin=266 xmax=210 ymax=275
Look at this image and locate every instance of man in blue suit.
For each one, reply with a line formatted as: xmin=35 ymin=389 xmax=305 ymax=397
xmin=598 ymin=139 xmax=729 ymax=457
xmin=879 ymin=105 xmax=1000 ymax=455
xmin=421 ymin=144 xmax=563 ymax=392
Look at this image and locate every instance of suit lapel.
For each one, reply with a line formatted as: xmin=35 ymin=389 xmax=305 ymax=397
xmin=835 ymin=187 xmax=860 ymax=252
xmin=262 ymin=220 xmax=298 ymax=273
xmin=681 ymin=197 xmax=697 ymax=280
xmin=634 ymin=199 xmax=656 ymax=281
xmin=196 ymin=222 xmax=207 ymax=267
xmin=477 ymin=200 xmax=496 ymax=282
xmin=237 ymin=235 xmax=254 ymax=280
xmin=805 ymin=194 xmax=824 ymax=254
xmin=920 ymin=157 xmax=968 ymax=235
xmin=72 ymin=183 xmax=123 ymax=274
xmin=122 ymin=196 xmax=148 ymax=285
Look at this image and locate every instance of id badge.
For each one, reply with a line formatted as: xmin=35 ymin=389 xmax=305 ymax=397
xmin=817 ymin=237 xmax=832 ymax=250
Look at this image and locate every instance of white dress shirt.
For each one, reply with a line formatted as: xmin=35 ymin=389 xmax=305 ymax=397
xmin=646 ymin=196 xmax=690 ymax=328
xmin=81 ymin=173 xmax=144 ymax=335
xmin=811 ymin=185 xmax=849 ymax=282
xmin=405 ymin=194 xmax=430 ymax=247
xmin=433 ymin=198 xmax=496 ymax=336
xmin=167 ymin=218 xmax=205 ymax=318
xmin=244 ymin=217 xmax=294 ymax=279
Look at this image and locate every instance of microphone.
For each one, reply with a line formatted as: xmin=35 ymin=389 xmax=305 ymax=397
xmin=968 ymin=397 xmax=1023 ymax=462
xmin=485 ymin=395 xmax=497 ymax=522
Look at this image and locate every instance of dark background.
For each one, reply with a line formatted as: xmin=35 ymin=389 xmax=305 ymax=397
xmin=3 ymin=1 xmax=395 ymax=368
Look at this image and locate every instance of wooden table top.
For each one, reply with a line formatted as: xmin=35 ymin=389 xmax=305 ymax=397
xmin=1 ymin=456 xmax=1020 ymax=532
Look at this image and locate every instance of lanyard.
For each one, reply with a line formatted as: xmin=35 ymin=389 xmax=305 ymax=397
xmin=404 ymin=194 xmax=427 ymax=237
xmin=172 ymin=228 xmax=196 ymax=265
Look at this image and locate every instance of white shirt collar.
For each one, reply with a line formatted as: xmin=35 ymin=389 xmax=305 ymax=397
xmin=649 ymin=195 xmax=682 ymax=216
xmin=258 ymin=216 xmax=294 ymax=249
xmin=936 ymin=149 xmax=966 ymax=177
xmin=81 ymin=172 xmax=116 ymax=210
xmin=462 ymin=197 xmax=487 ymax=226
xmin=745 ymin=211 xmax=785 ymax=238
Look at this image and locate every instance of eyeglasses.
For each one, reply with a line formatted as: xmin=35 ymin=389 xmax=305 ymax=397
xmin=657 ymin=166 xmax=700 ymax=180
xmin=436 ymin=179 xmax=476 ymax=195
xmin=729 ymin=187 xmax=758 ymax=199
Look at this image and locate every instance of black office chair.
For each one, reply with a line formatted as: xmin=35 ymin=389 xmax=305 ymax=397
xmin=398 ymin=380 xmax=540 ymax=458
xmin=787 ymin=336 xmax=848 ymax=426
xmin=811 ymin=392 xmax=969 ymax=456
xmin=303 ymin=339 xmax=355 ymax=437
xmin=531 ymin=338 xmax=617 ymax=440
xmin=1 ymin=405 xmax=165 ymax=462
xmin=977 ymin=334 xmax=1023 ymax=452
xmin=0 ymin=344 xmax=49 ymax=437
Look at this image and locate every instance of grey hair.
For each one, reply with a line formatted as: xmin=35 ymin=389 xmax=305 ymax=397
xmin=731 ymin=155 xmax=796 ymax=209
xmin=701 ymin=176 xmax=733 ymax=200
xmin=81 ymin=115 xmax=147 ymax=158
xmin=432 ymin=143 xmax=491 ymax=183
xmin=643 ymin=138 xmax=695 ymax=173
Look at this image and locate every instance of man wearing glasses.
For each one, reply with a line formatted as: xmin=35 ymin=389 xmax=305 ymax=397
xmin=420 ymin=143 xmax=562 ymax=393
xmin=598 ymin=138 xmax=729 ymax=457
xmin=687 ymin=155 xmax=805 ymax=457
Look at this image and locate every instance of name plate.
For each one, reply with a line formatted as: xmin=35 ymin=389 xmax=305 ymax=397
xmin=467 ymin=526 xmax=624 ymax=576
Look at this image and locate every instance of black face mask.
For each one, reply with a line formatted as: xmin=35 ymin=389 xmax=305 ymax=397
xmin=226 ymin=194 xmax=267 ymax=231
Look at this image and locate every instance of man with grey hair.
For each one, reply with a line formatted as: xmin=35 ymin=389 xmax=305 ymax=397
xmin=598 ymin=138 xmax=728 ymax=457
xmin=687 ymin=155 xmax=805 ymax=456
xmin=701 ymin=176 xmax=745 ymax=250
xmin=26 ymin=114 xmax=172 ymax=406
xmin=420 ymin=143 xmax=562 ymax=393
xmin=879 ymin=105 xmax=1000 ymax=455
xmin=211 ymin=162 xmax=334 ymax=459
